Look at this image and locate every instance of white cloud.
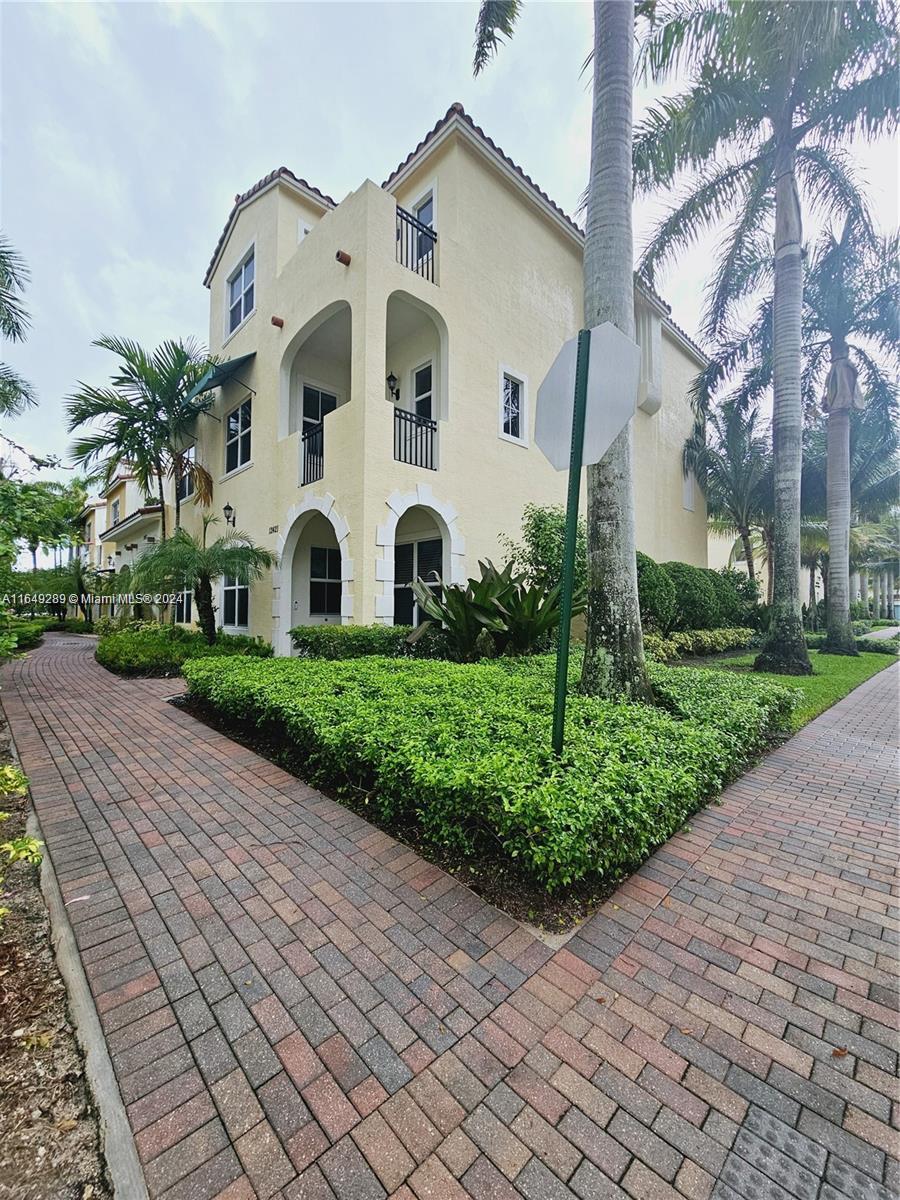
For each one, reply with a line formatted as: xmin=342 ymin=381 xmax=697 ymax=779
xmin=29 ymin=1 xmax=118 ymax=66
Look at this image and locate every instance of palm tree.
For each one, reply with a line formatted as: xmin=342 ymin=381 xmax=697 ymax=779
xmin=66 ymin=336 xmax=215 ymax=539
xmin=635 ymin=0 xmax=897 ymax=674
xmin=804 ymin=221 xmax=898 ymax=651
xmin=684 ymin=400 xmax=771 ymax=582
xmin=0 ymin=234 xmax=35 ymax=420
xmin=475 ymin=0 xmax=651 ymax=698
xmin=131 ymin=516 xmax=275 ymax=644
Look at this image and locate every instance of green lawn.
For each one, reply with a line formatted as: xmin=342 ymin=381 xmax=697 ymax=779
xmin=712 ymin=649 xmax=896 ymax=730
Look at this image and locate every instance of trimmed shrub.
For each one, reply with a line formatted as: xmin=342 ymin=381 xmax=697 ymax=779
xmin=183 ymin=653 xmax=794 ymax=890
xmin=2 ymin=617 xmax=49 ymax=651
xmin=42 ymin=618 xmax=94 ymax=634
xmin=705 ymin=568 xmax=758 ymax=628
xmin=96 ymin=624 xmax=272 ymax=676
xmin=636 ymin=552 xmax=677 ymax=631
xmin=662 ymin=562 xmax=720 ymax=631
xmin=290 ymin=624 xmax=451 ymax=660
xmin=805 ymin=633 xmax=898 ymax=655
xmin=644 ymin=627 xmax=756 ymax=661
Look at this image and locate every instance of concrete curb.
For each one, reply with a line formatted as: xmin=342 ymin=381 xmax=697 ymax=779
xmin=27 ymin=808 xmax=149 ymax=1200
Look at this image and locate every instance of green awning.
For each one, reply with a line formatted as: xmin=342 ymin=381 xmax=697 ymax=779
xmin=186 ymin=352 xmax=256 ymax=403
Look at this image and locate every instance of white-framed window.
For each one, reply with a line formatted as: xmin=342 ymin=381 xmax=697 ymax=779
xmin=499 ymin=367 xmax=528 ymax=445
xmin=110 ymin=499 xmax=120 ymax=525
xmin=302 ymin=384 xmax=338 ymax=430
xmin=682 ymin=470 xmax=695 ymax=512
xmin=412 ymin=361 xmax=433 ymax=420
xmin=174 ymin=589 xmax=192 ymax=624
xmin=309 ymin=546 xmax=342 ymax=617
xmin=225 ymin=398 xmax=252 ymax=474
xmin=394 ymin=537 xmax=442 ymax=626
xmin=222 ymin=575 xmax=249 ymax=628
xmin=176 ymin=445 xmax=196 ymax=502
xmin=414 ymin=192 xmax=435 ymax=261
xmin=227 ymin=248 xmax=255 ymax=334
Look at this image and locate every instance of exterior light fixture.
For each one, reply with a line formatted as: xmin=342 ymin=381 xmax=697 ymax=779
xmin=107 ymin=556 xmax=114 ymax=569
xmin=223 ymin=502 xmax=235 ymax=527
xmin=387 ymin=372 xmax=400 ymax=401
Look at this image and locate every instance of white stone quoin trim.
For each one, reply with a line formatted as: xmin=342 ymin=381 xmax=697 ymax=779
xmin=374 ymin=484 xmax=465 ymax=624
xmin=272 ymin=494 xmax=353 ymax=654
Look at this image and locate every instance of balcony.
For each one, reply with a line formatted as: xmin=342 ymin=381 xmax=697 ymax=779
xmin=394 ymin=408 xmax=437 ymax=470
xmin=396 ymin=206 xmax=437 ymax=282
xmin=301 ymin=421 xmax=324 ymax=485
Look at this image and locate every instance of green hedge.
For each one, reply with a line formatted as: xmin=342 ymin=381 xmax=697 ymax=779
xmin=2 ymin=617 xmax=50 ymax=651
xmin=96 ymin=624 xmax=273 ymax=676
xmin=644 ymin=627 xmax=756 ymax=661
xmin=661 ymin=562 xmax=721 ymax=631
xmin=183 ymin=653 xmax=794 ymax=890
xmin=805 ymin=633 xmax=898 ymax=656
xmin=43 ymin=618 xmax=94 ymax=634
xmin=636 ymin=552 xmax=677 ymax=631
xmin=289 ymin=623 xmax=451 ymax=660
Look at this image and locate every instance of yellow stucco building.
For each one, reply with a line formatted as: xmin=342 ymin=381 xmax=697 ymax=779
xmin=178 ymin=105 xmax=707 ymax=653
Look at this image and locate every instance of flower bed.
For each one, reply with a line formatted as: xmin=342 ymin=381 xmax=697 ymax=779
xmin=183 ymin=654 xmax=794 ymax=890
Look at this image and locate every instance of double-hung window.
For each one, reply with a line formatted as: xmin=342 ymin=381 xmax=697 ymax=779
xmin=176 ymin=445 xmax=196 ymax=502
xmin=413 ymin=363 xmax=433 ymax=420
xmin=227 ymin=250 xmax=255 ymax=334
xmin=222 ymin=575 xmax=249 ymax=628
xmin=309 ymin=546 xmax=342 ymax=617
xmin=225 ymin=398 xmax=252 ymax=473
xmin=394 ymin=537 xmax=442 ymax=626
xmin=414 ymin=193 xmax=434 ymax=261
xmin=174 ymin=589 xmax=192 ymax=624
xmin=500 ymin=371 xmax=526 ymax=443
xmin=302 ymin=385 xmax=338 ymax=431
xmin=110 ymin=499 xmax=120 ymax=525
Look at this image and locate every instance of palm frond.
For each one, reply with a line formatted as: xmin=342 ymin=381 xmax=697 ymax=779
xmin=0 ymin=234 xmax=31 ymax=342
xmin=473 ymin=1 xmax=522 ymax=74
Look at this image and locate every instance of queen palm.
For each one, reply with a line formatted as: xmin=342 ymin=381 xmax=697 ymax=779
xmin=66 ymin=336 xmax=216 ymax=538
xmin=475 ymin=0 xmax=651 ymax=698
xmin=684 ymin=400 xmax=770 ymax=583
xmin=635 ymin=0 xmax=897 ymax=673
xmin=0 ymin=234 xmax=35 ymax=420
xmin=131 ymin=516 xmax=275 ymax=644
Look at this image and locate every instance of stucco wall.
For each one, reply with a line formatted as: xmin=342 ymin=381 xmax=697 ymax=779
xmin=182 ymin=129 xmax=708 ymax=649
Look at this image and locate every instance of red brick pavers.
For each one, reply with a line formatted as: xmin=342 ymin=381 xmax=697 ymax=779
xmin=2 ymin=634 xmax=897 ymax=1200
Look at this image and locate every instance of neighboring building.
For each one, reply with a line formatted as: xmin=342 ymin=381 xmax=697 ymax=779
xmin=180 ymin=104 xmax=708 ymax=653
xmin=76 ymin=497 xmax=108 ymax=568
xmin=95 ymin=470 xmax=164 ymax=573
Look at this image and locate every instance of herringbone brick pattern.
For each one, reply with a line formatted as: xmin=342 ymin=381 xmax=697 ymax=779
xmin=2 ymin=635 xmax=897 ymax=1199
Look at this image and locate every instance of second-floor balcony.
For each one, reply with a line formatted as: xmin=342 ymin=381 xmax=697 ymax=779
xmin=394 ymin=408 xmax=437 ymax=470
xmin=301 ymin=421 xmax=324 ymax=485
xmin=396 ymin=206 xmax=437 ymax=283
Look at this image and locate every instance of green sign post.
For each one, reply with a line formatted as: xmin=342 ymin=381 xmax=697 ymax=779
xmin=551 ymin=329 xmax=592 ymax=755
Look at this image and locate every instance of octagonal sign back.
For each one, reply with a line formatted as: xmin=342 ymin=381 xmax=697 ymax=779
xmin=535 ymin=322 xmax=641 ymax=470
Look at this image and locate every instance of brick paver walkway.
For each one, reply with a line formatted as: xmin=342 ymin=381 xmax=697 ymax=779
xmin=2 ymin=635 xmax=897 ymax=1200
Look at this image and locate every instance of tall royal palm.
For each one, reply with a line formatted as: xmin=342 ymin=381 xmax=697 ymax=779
xmin=684 ymin=401 xmax=771 ymax=583
xmin=635 ymin=0 xmax=897 ymax=673
xmin=67 ymin=336 xmax=215 ymax=538
xmin=475 ymin=0 xmax=650 ymax=698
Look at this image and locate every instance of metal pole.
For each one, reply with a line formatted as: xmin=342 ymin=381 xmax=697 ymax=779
xmin=552 ymin=329 xmax=591 ymax=755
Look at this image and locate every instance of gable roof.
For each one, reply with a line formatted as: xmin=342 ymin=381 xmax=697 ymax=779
xmin=203 ymin=168 xmax=336 ymax=287
xmin=201 ymin=105 xmax=706 ymax=365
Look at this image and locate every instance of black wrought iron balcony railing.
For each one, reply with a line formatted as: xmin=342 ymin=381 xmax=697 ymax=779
xmin=396 ymin=206 xmax=437 ymax=282
xmin=301 ymin=421 xmax=324 ymax=485
xmin=394 ymin=408 xmax=437 ymax=470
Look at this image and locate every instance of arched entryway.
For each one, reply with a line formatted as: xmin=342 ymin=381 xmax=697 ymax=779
xmin=273 ymin=497 xmax=352 ymax=654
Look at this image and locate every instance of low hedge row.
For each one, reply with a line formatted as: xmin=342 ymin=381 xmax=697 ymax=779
xmin=644 ymin=627 xmax=756 ymax=661
xmin=42 ymin=618 xmax=94 ymax=634
xmin=96 ymin=624 xmax=273 ymax=676
xmin=289 ymin=624 xmax=451 ymax=660
xmin=2 ymin=617 xmax=49 ymax=651
xmin=183 ymin=654 xmax=794 ymax=890
xmin=805 ymin=633 xmax=898 ymax=656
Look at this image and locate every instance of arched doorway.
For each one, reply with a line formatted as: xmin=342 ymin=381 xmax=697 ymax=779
xmin=393 ymin=507 xmax=444 ymax=626
xmin=374 ymin=485 xmax=465 ymax=624
xmin=274 ymin=498 xmax=352 ymax=653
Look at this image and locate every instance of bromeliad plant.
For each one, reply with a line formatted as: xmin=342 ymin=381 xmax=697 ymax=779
xmin=411 ymin=560 xmax=585 ymax=661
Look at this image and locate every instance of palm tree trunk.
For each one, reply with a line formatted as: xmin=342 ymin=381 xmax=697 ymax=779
xmin=754 ymin=139 xmax=811 ymax=675
xmin=859 ymin=569 xmax=868 ymax=614
xmin=195 ymin=574 xmax=216 ymax=644
xmin=581 ymin=0 xmax=650 ymax=700
xmin=808 ymin=568 xmax=816 ymax=629
xmin=822 ymin=394 xmax=856 ymax=653
xmin=156 ymin=469 xmax=168 ymax=542
xmin=739 ymin=529 xmax=756 ymax=584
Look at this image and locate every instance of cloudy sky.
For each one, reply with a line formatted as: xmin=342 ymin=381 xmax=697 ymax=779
xmin=2 ymin=1 xmax=897 ymax=476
